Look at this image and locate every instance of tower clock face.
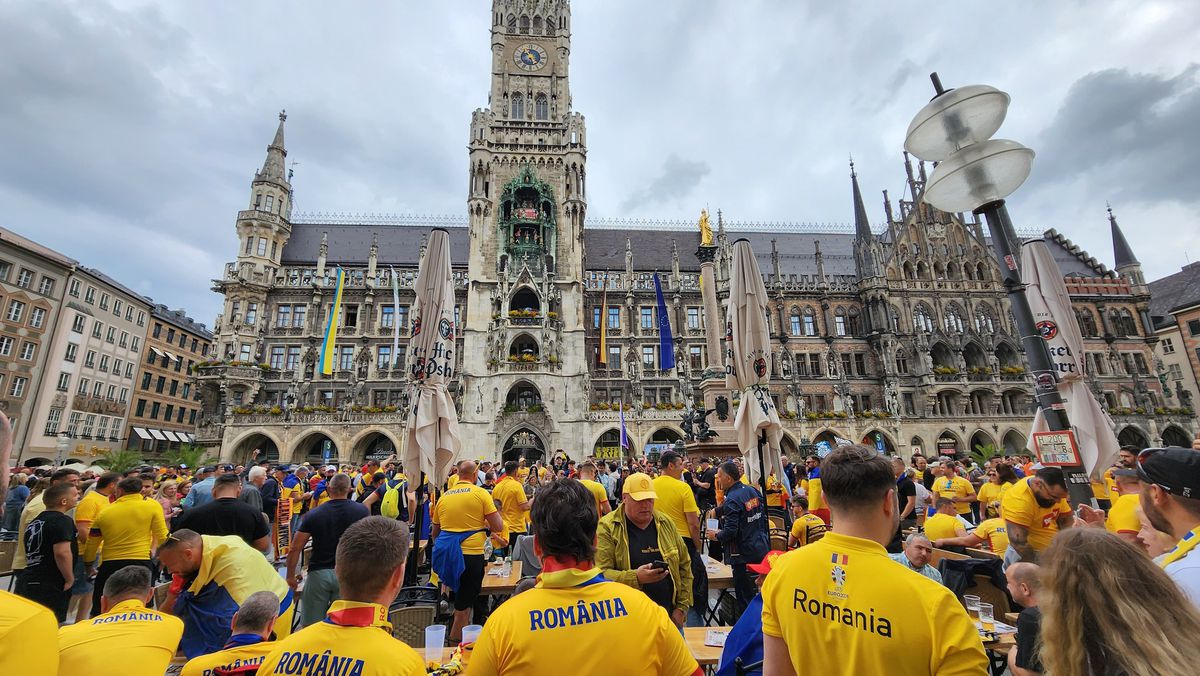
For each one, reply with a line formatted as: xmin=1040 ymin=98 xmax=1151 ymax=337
xmin=514 ymin=43 xmax=548 ymax=71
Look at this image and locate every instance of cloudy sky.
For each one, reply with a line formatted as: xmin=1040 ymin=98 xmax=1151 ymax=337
xmin=2 ymin=0 xmax=1197 ymax=325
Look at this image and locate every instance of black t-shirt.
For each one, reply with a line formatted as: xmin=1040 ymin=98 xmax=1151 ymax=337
xmin=357 ymin=483 xmax=382 ymax=515
xmin=1015 ymin=606 xmax=1043 ymax=672
xmin=174 ymin=497 xmax=270 ymax=546
xmin=896 ymin=475 xmax=917 ymax=521
xmin=298 ymin=499 xmax=370 ymax=570
xmin=23 ymin=511 xmax=77 ymax=583
xmin=626 ymin=519 xmax=674 ymax=613
xmin=695 ymin=468 xmax=716 ymax=504
xmin=260 ymin=478 xmax=281 ymax=523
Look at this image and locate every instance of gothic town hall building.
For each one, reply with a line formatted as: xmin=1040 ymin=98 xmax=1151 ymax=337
xmin=197 ymin=1 xmax=1195 ymax=466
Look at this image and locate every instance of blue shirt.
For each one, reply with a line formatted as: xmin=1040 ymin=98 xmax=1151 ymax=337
xmin=717 ymin=483 xmax=770 ymax=564
xmin=888 ymin=552 xmax=943 ymax=584
xmin=4 ymin=484 xmax=29 ymax=510
xmin=716 ymin=593 xmax=763 ymax=676
xmin=182 ymin=476 xmax=216 ymax=509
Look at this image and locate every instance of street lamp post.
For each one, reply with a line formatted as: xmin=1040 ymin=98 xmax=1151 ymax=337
xmin=56 ymin=432 xmax=70 ymax=469
xmin=905 ymin=73 xmax=1092 ymax=506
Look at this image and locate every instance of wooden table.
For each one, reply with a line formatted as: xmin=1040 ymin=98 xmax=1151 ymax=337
xmin=1004 ymin=612 xmax=1020 ymax=625
xmin=437 ymin=626 xmax=733 ymax=668
xmin=702 ymin=562 xmax=735 ymax=626
xmin=480 ymin=561 xmax=523 ymax=596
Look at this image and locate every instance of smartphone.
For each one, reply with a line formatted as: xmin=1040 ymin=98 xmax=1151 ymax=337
xmin=651 ymin=560 xmax=668 ymax=571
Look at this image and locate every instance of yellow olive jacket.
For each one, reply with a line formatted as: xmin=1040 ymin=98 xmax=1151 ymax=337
xmin=595 ymin=504 xmax=693 ymax=614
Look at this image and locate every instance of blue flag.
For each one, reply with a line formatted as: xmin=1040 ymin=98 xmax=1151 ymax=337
xmin=653 ymin=273 xmax=676 ymax=371
xmin=619 ymin=404 xmax=630 ymax=451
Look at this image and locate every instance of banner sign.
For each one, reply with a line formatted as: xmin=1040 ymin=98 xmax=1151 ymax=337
xmin=1032 ymin=430 xmax=1082 ymax=467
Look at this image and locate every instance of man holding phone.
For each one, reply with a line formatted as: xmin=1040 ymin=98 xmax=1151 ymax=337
xmin=596 ymin=473 xmax=693 ymax=627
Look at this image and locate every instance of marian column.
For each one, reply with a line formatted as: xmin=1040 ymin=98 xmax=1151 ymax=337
xmin=692 ymin=210 xmax=736 ymax=450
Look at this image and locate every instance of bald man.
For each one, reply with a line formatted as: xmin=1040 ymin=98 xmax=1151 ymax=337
xmin=431 ymin=460 xmax=506 ymax=642
xmin=1005 ymin=562 xmax=1043 ymax=676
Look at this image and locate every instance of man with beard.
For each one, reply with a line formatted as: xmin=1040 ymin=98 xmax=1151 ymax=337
xmin=1136 ymin=447 xmax=1200 ymax=604
xmin=1000 ymin=467 xmax=1073 ymax=566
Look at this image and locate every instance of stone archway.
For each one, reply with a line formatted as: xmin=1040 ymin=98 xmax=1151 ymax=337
xmin=1116 ymin=425 xmax=1150 ymax=450
xmin=1002 ymin=429 xmax=1027 ymax=454
xmin=1162 ymin=425 xmax=1192 ymax=447
xmin=350 ymin=428 xmax=401 ymax=465
xmin=592 ymin=428 xmax=622 ymax=463
xmin=226 ymin=429 xmax=284 ymax=464
xmin=860 ymin=429 xmax=896 ymax=455
xmin=970 ymin=430 xmax=996 ymax=455
xmin=936 ymin=429 xmax=963 ymax=458
xmin=503 ymin=427 xmax=545 ymax=463
xmin=292 ymin=431 xmax=340 ymax=465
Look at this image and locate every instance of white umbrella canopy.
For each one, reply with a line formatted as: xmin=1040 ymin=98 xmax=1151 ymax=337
xmin=725 ymin=238 xmax=785 ymax=488
xmin=403 ymin=229 xmax=461 ymax=488
xmin=1022 ymin=239 xmax=1120 ymax=478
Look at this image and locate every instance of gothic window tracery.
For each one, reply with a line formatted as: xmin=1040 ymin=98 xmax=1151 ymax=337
xmin=511 ymin=93 xmax=524 ymax=119
xmin=535 ymin=94 xmax=549 ymax=120
xmin=913 ymin=304 xmax=934 ymax=333
xmin=944 ymin=305 xmax=965 ymax=333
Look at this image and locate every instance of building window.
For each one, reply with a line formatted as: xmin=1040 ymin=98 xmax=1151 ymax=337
xmin=106 ymin=326 xmax=115 ymax=343
xmin=835 ymin=310 xmax=847 ymax=337
xmin=119 ymin=331 xmax=128 ymax=347
xmin=177 ymin=407 xmax=186 ymax=423
xmin=535 ymin=94 xmax=549 ymax=120
xmin=119 ymin=388 xmax=128 ymax=403
xmin=68 ymin=279 xmax=80 ymax=297
xmin=64 ymin=343 xmax=77 ymax=362
xmin=286 ymin=346 xmax=301 ymax=370
xmin=293 ymin=305 xmax=308 ymax=328
xmin=246 ymin=303 xmax=258 ymax=325
xmin=642 ymin=345 xmax=656 ymax=368
xmin=343 ymin=305 xmax=357 ymax=328
xmin=66 ymin=411 xmax=81 ymax=435
xmin=181 ymin=383 xmax=191 ymax=398
xmin=339 ymin=346 xmax=354 ymax=371
xmin=854 ymin=353 xmax=867 ymax=376
xmin=239 ymin=343 xmax=252 ymax=361
xmin=71 ymin=314 xmax=85 ymax=333
xmin=687 ymin=307 xmax=701 ymax=330
xmin=84 ymin=286 xmax=95 ymax=304
xmin=395 ymin=306 xmax=408 ymax=332
xmin=896 ymin=351 xmax=909 ymax=375
xmin=95 ymin=416 xmax=109 ymax=440
xmin=92 ymin=381 xmax=102 ymax=397
xmin=640 ymin=307 xmax=654 ymax=329
xmin=137 ymin=311 xmax=145 ymax=327
xmin=378 ymin=345 xmax=392 ymax=370
xmin=156 ymin=376 xmax=165 ymax=393
xmin=808 ymin=354 xmax=822 ymax=377
xmin=85 ymin=350 xmax=98 ymax=368
xmin=269 ymin=346 xmax=285 ymax=369
xmin=245 ymin=236 xmax=254 ymax=255
xmin=607 ymin=346 xmax=621 ymax=368
xmin=16 ymin=269 xmax=33 ymax=288
xmin=106 ymin=384 xmax=116 ymax=400
xmin=19 ymin=342 xmax=35 ymax=360
xmin=57 ymin=372 xmax=70 ymax=391
xmin=135 ymin=399 xmax=147 ymax=417
xmin=98 ymin=354 xmax=110 ymax=371
xmin=592 ymin=307 xmax=601 ymax=329
xmin=913 ymin=305 xmax=933 ymax=332
xmin=99 ymin=293 xmax=110 ymax=310
xmin=944 ymin=306 xmax=964 ymax=333
xmin=164 ymin=404 xmax=174 ymax=421
xmin=1162 ymin=337 xmax=1175 ymax=354
xmin=840 ymin=353 xmax=852 ymax=377
xmin=789 ymin=311 xmax=801 ymax=336
xmin=44 ymin=408 xmax=62 ymax=436
xmin=381 ymin=305 xmax=394 ymax=329
xmin=607 ymin=307 xmax=621 ymax=330
xmin=1188 ymin=319 xmax=1200 ymax=337
xmin=91 ymin=321 xmax=102 ymax=338
xmin=112 ymin=299 xmax=121 ymax=316
xmin=169 ymin=380 xmax=178 ymax=396
xmin=189 ymin=410 xmax=197 ymax=425
xmin=396 ymin=346 xmax=407 ymax=369
xmin=6 ymin=299 xmax=25 ymax=323
xmin=131 ymin=336 xmax=140 ymax=351
xmin=150 ymin=402 xmax=160 ymax=419
xmin=11 ymin=376 xmax=27 ymax=397
xmin=689 ymin=345 xmax=703 ymax=369
xmin=257 ymin=237 xmax=268 ymax=256
xmin=0 ymin=337 xmax=11 ymax=356
xmin=142 ymin=371 xmax=152 ymax=389
xmin=803 ymin=309 xmax=817 ymax=336
xmin=125 ymin=363 xmax=133 ymax=378
xmin=511 ymin=93 xmax=524 ymax=119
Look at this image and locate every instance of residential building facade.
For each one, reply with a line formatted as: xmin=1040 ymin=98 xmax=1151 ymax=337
xmin=195 ymin=0 xmax=1191 ymax=466
xmin=127 ymin=304 xmax=213 ymax=452
xmin=1150 ymin=260 xmax=1200 ymax=445
xmin=0 ymin=228 xmax=73 ymax=449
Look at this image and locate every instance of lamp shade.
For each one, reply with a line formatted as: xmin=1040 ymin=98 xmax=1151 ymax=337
xmin=904 ymin=85 xmax=1011 ymax=162
xmin=923 ymin=139 xmax=1035 ymax=213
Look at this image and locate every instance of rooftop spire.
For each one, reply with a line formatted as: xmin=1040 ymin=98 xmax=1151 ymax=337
xmin=1108 ymin=202 xmax=1139 ymax=268
xmin=850 ymin=157 xmax=872 ymax=240
xmin=258 ymin=110 xmax=288 ymax=183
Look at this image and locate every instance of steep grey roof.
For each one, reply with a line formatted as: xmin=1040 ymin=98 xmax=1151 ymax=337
xmin=1109 ymin=207 xmax=1139 ymax=268
xmin=582 ymin=229 xmax=858 ymax=277
xmin=78 ymin=266 xmax=153 ymax=308
xmin=281 ymin=223 xmax=470 ymax=266
xmin=1039 ymin=229 xmax=1111 ymax=278
xmin=151 ymin=303 xmax=213 ymax=339
xmin=1149 ymin=262 xmax=1200 ymax=325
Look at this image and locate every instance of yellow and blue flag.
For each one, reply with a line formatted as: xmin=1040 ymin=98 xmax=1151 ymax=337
xmin=319 ymin=267 xmax=345 ymax=375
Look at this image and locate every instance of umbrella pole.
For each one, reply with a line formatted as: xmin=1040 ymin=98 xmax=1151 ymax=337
xmin=405 ymin=472 xmax=425 ymax=588
xmin=758 ymin=430 xmax=770 ymax=539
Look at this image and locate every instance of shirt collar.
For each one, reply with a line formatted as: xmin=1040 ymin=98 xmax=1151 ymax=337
xmin=324 ymin=600 xmax=392 ymax=631
xmin=224 ymin=633 xmax=267 ymax=649
xmin=536 ymin=561 xmax=607 ymax=589
xmin=115 ymin=494 xmax=144 ymax=503
xmin=106 ymin=598 xmax=149 ymax=614
xmin=820 ymin=531 xmax=889 ymax=556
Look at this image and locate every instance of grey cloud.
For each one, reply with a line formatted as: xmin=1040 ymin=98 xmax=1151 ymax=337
xmin=620 ymin=154 xmax=711 ymax=211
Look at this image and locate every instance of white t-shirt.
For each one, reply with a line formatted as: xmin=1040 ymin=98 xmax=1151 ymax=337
xmin=1165 ymin=555 xmax=1200 ymax=606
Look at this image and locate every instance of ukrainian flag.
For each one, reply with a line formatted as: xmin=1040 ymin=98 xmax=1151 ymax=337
xmin=319 ymin=267 xmax=345 ymax=375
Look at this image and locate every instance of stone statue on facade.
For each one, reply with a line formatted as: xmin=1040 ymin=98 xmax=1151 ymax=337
xmin=885 ymin=381 xmax=901 ymax=417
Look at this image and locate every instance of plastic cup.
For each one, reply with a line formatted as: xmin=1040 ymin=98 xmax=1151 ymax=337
xmin=424 ymin=624 xmax=446 ymax=662
xmin=462 ymin=624 xmax=483 ymax=644
xmin=978 ymin=602 xmax=995 ymax=632
xmin=963 ymin=595 xmax=981 ymax=627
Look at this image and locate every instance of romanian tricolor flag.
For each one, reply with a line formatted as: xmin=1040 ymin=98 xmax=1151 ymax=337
xmin=319 ymin=267 xmax=345 ymax=375
xmin=831 ymin=553 xmax=849 ymax=565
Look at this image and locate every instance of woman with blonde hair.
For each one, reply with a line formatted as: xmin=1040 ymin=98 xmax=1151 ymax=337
xmin=1040 ymin=528 xmax=1200 ymax=676
xmin=155 ymin=480 xmax=182 ymax=525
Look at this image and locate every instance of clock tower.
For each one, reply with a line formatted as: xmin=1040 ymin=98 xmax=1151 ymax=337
xmin=461 ymin=0 xmax=590 ymax=460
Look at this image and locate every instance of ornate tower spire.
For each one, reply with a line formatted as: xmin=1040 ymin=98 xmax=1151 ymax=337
xmin=258 ymin=110 xmax=289 ymax=184
xmin=850 ymin=157 xmax=873 ymax=241
xmin=1108 ymin=203 xmax=1145 ymax=288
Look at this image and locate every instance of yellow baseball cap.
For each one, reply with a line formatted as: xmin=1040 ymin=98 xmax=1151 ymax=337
xmin=622 ymin=472 xmax=657 ymax=500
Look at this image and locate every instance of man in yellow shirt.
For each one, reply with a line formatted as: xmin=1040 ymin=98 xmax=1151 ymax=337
xmin=761 ymin=444 xmax=986 ymax=675
xmin=1001 ymin=467 xmax=1074 ymax=565
xmin=787 ymin=495 xmax=827 ymax=549
xmin=180 ymin=590 xmax=279 ymax=676
xmin=468 ymin=479 xmax=700 ymax=676
xmin=577 ymin=461 xmax=612 ymax=516
xmin=492 ymin=460 xmax=533 ymax=550
xmin=1105 ymin=468 xmax=1142 ymax=544
xmin=83 ymin=475 xmax=169 ymax=618
xmin=0 ymin=589 xmax=59 ymax=675
xmin=256 ymin=517 xmax=425 ymax=675
xmin=924 ymin=498 xmax=968 ymax=543
xmin=652 ymin=451 xmax=706 ymax=625
xmin=157 ymin=530 xmax=295 ymax=658
xmin=931 ymin=463 xmax=977 ymax=519
xmin=58 ymin=565 xmax=184 ymax=676
xmin=431 ymin=460 xmax=506 ymax=643
xmin=803 ymin=455 xmax=828 ymax=524
xmin=934 ymin=517 xmax=1011 ymax=554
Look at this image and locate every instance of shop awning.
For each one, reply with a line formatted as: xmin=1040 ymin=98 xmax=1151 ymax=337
xmin=150 ymin=347 xmax=165 ymax=359
xmin=148 ymin=429 xmax=168 ymax=441
xmin=164 ymin=351 xmax=180 ymax=363
xmin=133 ymin=427 xmax=153 ymax=440
xmin=161 ymin=430 xmax=181 ymax=442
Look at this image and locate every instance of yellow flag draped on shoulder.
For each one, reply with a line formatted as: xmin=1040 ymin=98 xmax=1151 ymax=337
xmin=319 ymin=267 xmax=345 ymax=375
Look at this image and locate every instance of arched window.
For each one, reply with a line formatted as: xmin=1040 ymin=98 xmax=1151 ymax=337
xmin=519 ymin=15 xmax=530 ymax=34
xmin=1076 ymin=308 xmax=1098 ymax=337
xmin=847 ymin=307 xmax=862 ymax=335
xmin=1119 ymin=308 xmax=1138 ymax=336
xmin=532 ymin=16 xmax=542 ymax=33
xmin=974 ymin=305 xmax=995 ymax=333
xmin=889 ymin=306 xmax=900 ymax=332
xmin=534 ymin=94 xmax=549 ymax=120
xmin=1109 ymin=309 xmax=1125 ymax=337
xmin=510 ymin=93 xmax=524 ymax=119
xmin=913 ymin=305 xmax=933 ymax=333
xmin=507 ymin=14 xmax=516 ymax=30
xmin=944 ymin=305 xmax=964 ymax=333
xmin=803 ymin=307 xmax=817 ymax=336
xmin=834 ymin=308 xmax=847 ymax=336
xmin=545 ymin=16 xmax=556 ymax=35
xmin=789 ymin=308 xmax=801 ymax=336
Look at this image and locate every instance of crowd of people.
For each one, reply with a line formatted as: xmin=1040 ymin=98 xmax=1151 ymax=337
xmin=3 ymin=401 xmax=1200 ymax=674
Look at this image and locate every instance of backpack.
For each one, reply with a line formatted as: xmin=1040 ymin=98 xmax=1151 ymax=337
xmin=380 ymin=479 xmax=408 ymax=520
